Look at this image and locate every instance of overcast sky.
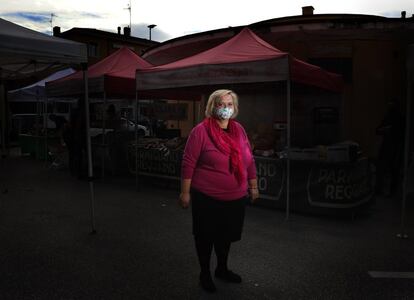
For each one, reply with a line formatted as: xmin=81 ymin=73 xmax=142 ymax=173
xmin=0 ymin=0 xmax=413 ymax=42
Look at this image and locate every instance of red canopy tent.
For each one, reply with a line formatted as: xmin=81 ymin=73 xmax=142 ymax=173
xmin=136 ymin=27 xmax=343 ymax=98
xmin=47 ymin=47 xmax=153 ymax=97
xmin=135 ymin=27 xmax=345 ymax=218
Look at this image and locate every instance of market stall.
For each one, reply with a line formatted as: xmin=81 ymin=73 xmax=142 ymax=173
xmin=0 ymin=18 xmax=97 ymax=232
xmin=7 ymin=68 xmax=76 ymax=159
xmin=133 ymin=27 xmax=375 ymax=215
xmin=46 ymin=47 xmax=153 ymax=177
xmin=0 ymin=18 xmax=86 ymax=157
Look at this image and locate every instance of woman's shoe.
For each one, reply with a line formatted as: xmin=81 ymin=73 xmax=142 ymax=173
xmin=199 ymin=273 xmax=217 ymax=293
xmin=215 ymin=269 xmax=242 ymax=283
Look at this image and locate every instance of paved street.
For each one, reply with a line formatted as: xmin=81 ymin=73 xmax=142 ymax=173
xmin=1 ymin=155 xmax=413 ymax=300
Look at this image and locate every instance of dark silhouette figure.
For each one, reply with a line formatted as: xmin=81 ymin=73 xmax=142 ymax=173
xmin=375 ymin=102 xmax=405 ymax=196
xmin=49 ymin=113 xmax=69 ymax=145
xmin=106 ymin=104 xmax=121 ymax=130
xmin=49 ymin=114 xmax=68 ymax=132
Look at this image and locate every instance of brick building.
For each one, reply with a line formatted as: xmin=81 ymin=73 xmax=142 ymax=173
xmin=53 ymin=26 xmax=158 ymax=65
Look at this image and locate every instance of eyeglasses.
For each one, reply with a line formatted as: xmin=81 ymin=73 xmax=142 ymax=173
xmin=216 ymin=102 xmax=234 ymax=108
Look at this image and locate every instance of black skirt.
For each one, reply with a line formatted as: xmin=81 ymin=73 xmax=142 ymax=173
xmin=191 ymin=189 xmax=246 ymax=242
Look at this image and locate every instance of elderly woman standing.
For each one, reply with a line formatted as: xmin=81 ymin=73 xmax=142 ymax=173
xmin=179 ymin=89 xmax=259 ymax=293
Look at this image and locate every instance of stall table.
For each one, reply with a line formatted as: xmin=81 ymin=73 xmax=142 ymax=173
xmin=128 ymin=145 xmax=375 ymax=215
xmin=254 ymin=156 xmax=375 ymax=215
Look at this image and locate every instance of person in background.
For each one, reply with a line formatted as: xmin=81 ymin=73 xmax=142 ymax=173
xmin=179 ymin=89 xmax=259 ymax=293
xmin=375 ymin=101 xmax=405 ymax=197
xmin=106 ymin=104 xmax=121 ymax=130
xmin=49 ymin=114 xmax=68 ymax=141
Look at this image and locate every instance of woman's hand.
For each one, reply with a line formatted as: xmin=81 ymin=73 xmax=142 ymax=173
xmin=249 ymin=188 xmax=259 ymax=204
xmin=179 ymin=192 xmax=191 ymax=209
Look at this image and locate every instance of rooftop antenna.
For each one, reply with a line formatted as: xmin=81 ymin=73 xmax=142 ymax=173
xmin=124 ymin=0 xmax=132 ymax=31
xmin=50 ymin=13 xmax=56 ymax=35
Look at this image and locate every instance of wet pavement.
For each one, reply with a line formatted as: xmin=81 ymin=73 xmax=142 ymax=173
xmin=1 ymin=154 xmax=414 ymax=300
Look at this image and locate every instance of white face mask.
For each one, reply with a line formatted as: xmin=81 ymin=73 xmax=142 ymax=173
xmin=215 ymin=107 xmax=234 ymax=120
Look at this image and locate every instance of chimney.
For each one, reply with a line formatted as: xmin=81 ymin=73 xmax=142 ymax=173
xmin=401 ymin=11 xmax=406 ymax=19
xmin=302 ymin=6 xmax=314 ymax=16
xmin=117 ymin=26 xmax=121 ymax=34
xmin=53 ymin=26 xmax=61 ymax=36
xmin=123 ymin=27 xmax=131 ymax=37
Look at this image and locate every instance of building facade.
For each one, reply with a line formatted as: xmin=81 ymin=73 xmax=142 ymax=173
xmin=53 ymin=26 xmax=159 ymax=66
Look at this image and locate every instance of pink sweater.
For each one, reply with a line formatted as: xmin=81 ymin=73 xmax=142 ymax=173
xmin=181 ymin=121 xmax=256 ymax=201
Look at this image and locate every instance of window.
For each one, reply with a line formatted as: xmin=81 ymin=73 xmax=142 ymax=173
xmin=87 ymin=43 xmax=98 ymax=57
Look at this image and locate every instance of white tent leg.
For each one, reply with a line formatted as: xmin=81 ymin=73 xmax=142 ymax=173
xmin=286 ymin=78 xmax=291 ymax=221
xmin=135 ymin=91 xmax=140 ymax=191
xmin=35 ymin=76 xmax=40 ymax=160
xmin=83 ymin=65 xmax=96 ymax=234
xmin=44 ymin=95 xmax=48 ymax=165
xmin=101 ymin=92 xmax=107 ymax=179
xmin=0 ymin=79 xmax=8 ymax=194
xmin=0 ymin=79 xmax=6 ymax=158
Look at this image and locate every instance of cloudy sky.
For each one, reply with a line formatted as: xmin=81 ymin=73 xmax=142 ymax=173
xmin=0 ymin=0 xmax=413 ymax=42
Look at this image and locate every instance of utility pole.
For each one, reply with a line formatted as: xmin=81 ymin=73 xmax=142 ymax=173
xmin=124 ymin=0 xmax=132 ymax=31
xmin=50 ymin=13 xmax=56 ymax=35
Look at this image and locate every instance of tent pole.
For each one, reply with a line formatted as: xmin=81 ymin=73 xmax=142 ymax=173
xmin=83 ymin=63 xmax=97 ymax=234
xmin=200 ymin=94 xmax=206 ymax=122
xmin=35 ymin=84 xmax=40 ymax=159
xmin=177 ymin=100 xmax=180 ymax=130
xmin=398 ymin=52 xmax=413 ymax=239
xmin=193 ymin=100 xmax=196 ymax=127
xmin=151 ymin=99 xmax=155 ymax=136
xmin=135 ymin=91 xmax=139 ymax=191
xmin=34 ymin=63 xmax=40 ymax=160
xmin=286 ymin=78 xmax=291 ymax=221
xmin=0 ymin=76 xmax=8 ymax=195
xmin=101 ymin=92 xmax=107 ymax=179
xmin=44 ymin=92 xmax=48 ymax=165
xmin=0 ymin=76 xmax=6 ymax=158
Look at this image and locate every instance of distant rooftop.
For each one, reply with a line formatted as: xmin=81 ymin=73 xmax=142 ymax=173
xmin=54 ymin=27 xmax=159 ymax=47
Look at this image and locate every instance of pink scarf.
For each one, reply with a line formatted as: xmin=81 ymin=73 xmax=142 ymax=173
xmin=203 ymin=117 xmax=245 ymax=184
